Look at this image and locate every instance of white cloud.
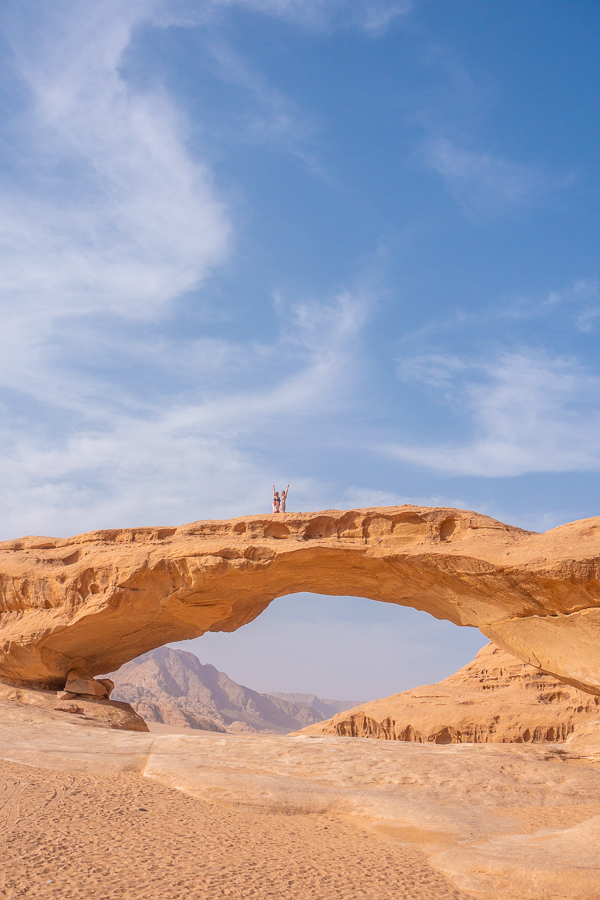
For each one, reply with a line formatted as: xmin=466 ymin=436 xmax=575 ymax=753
xmin=562 ymin=280 xmax=600 ymax=333
xmin=577 ymin=308 xmax=600 ymax=334
xmin=197 ymin=38 xmax=327 ymax=179
xmin=341 ymin=487 xmax=467 ymax=510
xmin=0 ymin=0 xmax=230 ymax=325
xmin=388 ymin=350 xmax=600 ymax=477
xmin=162 ymin=0 xmax=412 ymax=32
xmin=423 ymin=137 xmax=557 ymax=215
xmin=0 ymin=2 xmax=376 ymax=539
xmin=0 ymin=289 xmax=368 ymax=538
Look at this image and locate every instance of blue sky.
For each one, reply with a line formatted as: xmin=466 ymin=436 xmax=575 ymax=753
xmin=1 ymin=1 xmax=599 ymax=698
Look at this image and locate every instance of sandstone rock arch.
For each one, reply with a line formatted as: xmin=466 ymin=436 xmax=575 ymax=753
xmin=1 ymin=506 xmax=600 ymax=694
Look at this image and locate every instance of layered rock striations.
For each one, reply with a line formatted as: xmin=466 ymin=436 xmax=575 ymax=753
xmin=110 ymin=647 xmax=328 ymax=734
xmin=1 ymin=506 xmax=600 ymax=694
xmin=295 ymin=642 xmax=600 ymax=743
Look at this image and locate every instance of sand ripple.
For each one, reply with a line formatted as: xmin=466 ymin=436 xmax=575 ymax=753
xmin=0 ymin=760 xmax=469 ymax=899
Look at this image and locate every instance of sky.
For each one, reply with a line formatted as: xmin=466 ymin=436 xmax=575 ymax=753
xmin=1 ymin=0 xmax=599 ymax=699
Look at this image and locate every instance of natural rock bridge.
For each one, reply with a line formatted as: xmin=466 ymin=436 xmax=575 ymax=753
xmin=1 ymin=506 xmax=600 ymax=694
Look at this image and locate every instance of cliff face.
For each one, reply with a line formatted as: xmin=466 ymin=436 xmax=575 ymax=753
xmin=109 ymin=647 xmax=326 ymax=735
xmin=1 ymin=506 xmax=600 ymax=695
xmin=294 ymin=643 xmax=600 ymax=743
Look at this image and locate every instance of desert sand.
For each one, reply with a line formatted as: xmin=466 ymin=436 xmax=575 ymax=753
xmin=2 ymin=698 xmax=600 ymax=899
xmin=3 ymin=506 xmax=600 ymax=695
xmin=0 ymin=758 xmax=467 ymax=900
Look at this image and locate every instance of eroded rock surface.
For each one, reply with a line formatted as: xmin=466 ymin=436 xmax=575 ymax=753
xmin=1 ymin=506 xmax=600 ymax=692
xmin=295 ymin=642 xmax=600 ymax=743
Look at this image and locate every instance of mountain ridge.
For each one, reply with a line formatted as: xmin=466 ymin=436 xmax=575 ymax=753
xmin=263 ymin=692 xmax=366 ymax=720
xmin=294 ymin=642 xmax=600 ymax=743
xmin=109 ymin=647 xmax=360 ymax=735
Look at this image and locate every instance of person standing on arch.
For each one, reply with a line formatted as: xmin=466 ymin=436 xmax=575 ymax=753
xmin=272 ymin=486 xmax=280 ymax=513
xmin=280 ymin=484 xmax=289 ymax=513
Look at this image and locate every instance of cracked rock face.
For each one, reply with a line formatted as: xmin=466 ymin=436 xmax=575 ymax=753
xmin=0 ymin=506 xmax=600 ymax=693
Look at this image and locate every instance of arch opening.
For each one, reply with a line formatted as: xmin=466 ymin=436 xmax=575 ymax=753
xmin=168 ymin=592 xmax=489 ymax=702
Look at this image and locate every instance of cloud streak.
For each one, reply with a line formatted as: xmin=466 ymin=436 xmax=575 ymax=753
xmin=0 ymin=0 xmax=230 ymax=326
xmin=0 ymin=1 xmax=367 ymax=538
xmin=164 ymin=0 xmax=413 ymax=33
xmin=422 ymin=137 xmax=557 ymax=216
xmin=0 ymin=286 xmax=368 ymax=538
xmin=390 ymin=350 xmax=600 ymax=477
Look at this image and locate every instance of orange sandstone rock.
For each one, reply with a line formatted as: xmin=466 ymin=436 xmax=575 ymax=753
xmin=64 ymin=669 xmax=109 ymax=697
xmin=0 ymin=680 xmax=148 ymax=731
xmin=1 ymin=507 xmax=600 ymax=693
xmin=294 ymin=642 xmax=600 ymax=743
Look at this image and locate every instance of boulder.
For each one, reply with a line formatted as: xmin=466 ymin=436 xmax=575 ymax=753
xmin=97 ymin=678 xmax=114 ymax=698
xmin=0 ymin=680 xmax=148 ymax=731
xmin=64 ymin=670 xmax=108 ymax=698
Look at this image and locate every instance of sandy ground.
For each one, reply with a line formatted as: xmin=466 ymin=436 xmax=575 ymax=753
xmin=0 ymin=759 xmax=472 ymax=900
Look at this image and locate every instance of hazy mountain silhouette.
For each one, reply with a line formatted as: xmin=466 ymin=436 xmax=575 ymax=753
xmin=110 ymin=647 xmax=362 ymax=735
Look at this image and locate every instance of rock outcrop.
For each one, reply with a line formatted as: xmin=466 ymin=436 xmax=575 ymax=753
xmin=1 ymin=506 xmax=600 ymax=693
xmin=295 ymin=642 xmax=600 ymax=743
xmin=0 ymin=679 xmax=148 ymax=731
xmin=110 ymin=647 xmax=330 ymax=734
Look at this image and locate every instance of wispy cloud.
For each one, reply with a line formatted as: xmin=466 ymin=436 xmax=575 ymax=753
xmin=0 ymin=1 xmax=376 ymax=538
xmin=0 ymin=0 xmax=230 ymax=326
xmin=422 ymin=137 xmax=559 ymax=216
xmin=164 ymin=0 xmax=413 ymax=33
xmin=198 ymin=38 xmax=327 ymax=178
xmin=389 ymin=349 xmax=600 ymax=477
xmin=341 ymin=487 xmax=467 ymax=510
xmin=0 ymin=287 xmax=368 ymax=538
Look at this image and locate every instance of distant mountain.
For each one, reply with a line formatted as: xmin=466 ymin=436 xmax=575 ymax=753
xmin=109 ymin=647 xmax=356 ymax=735
xmin=264 ymin=693 xmax=366 ymax=720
